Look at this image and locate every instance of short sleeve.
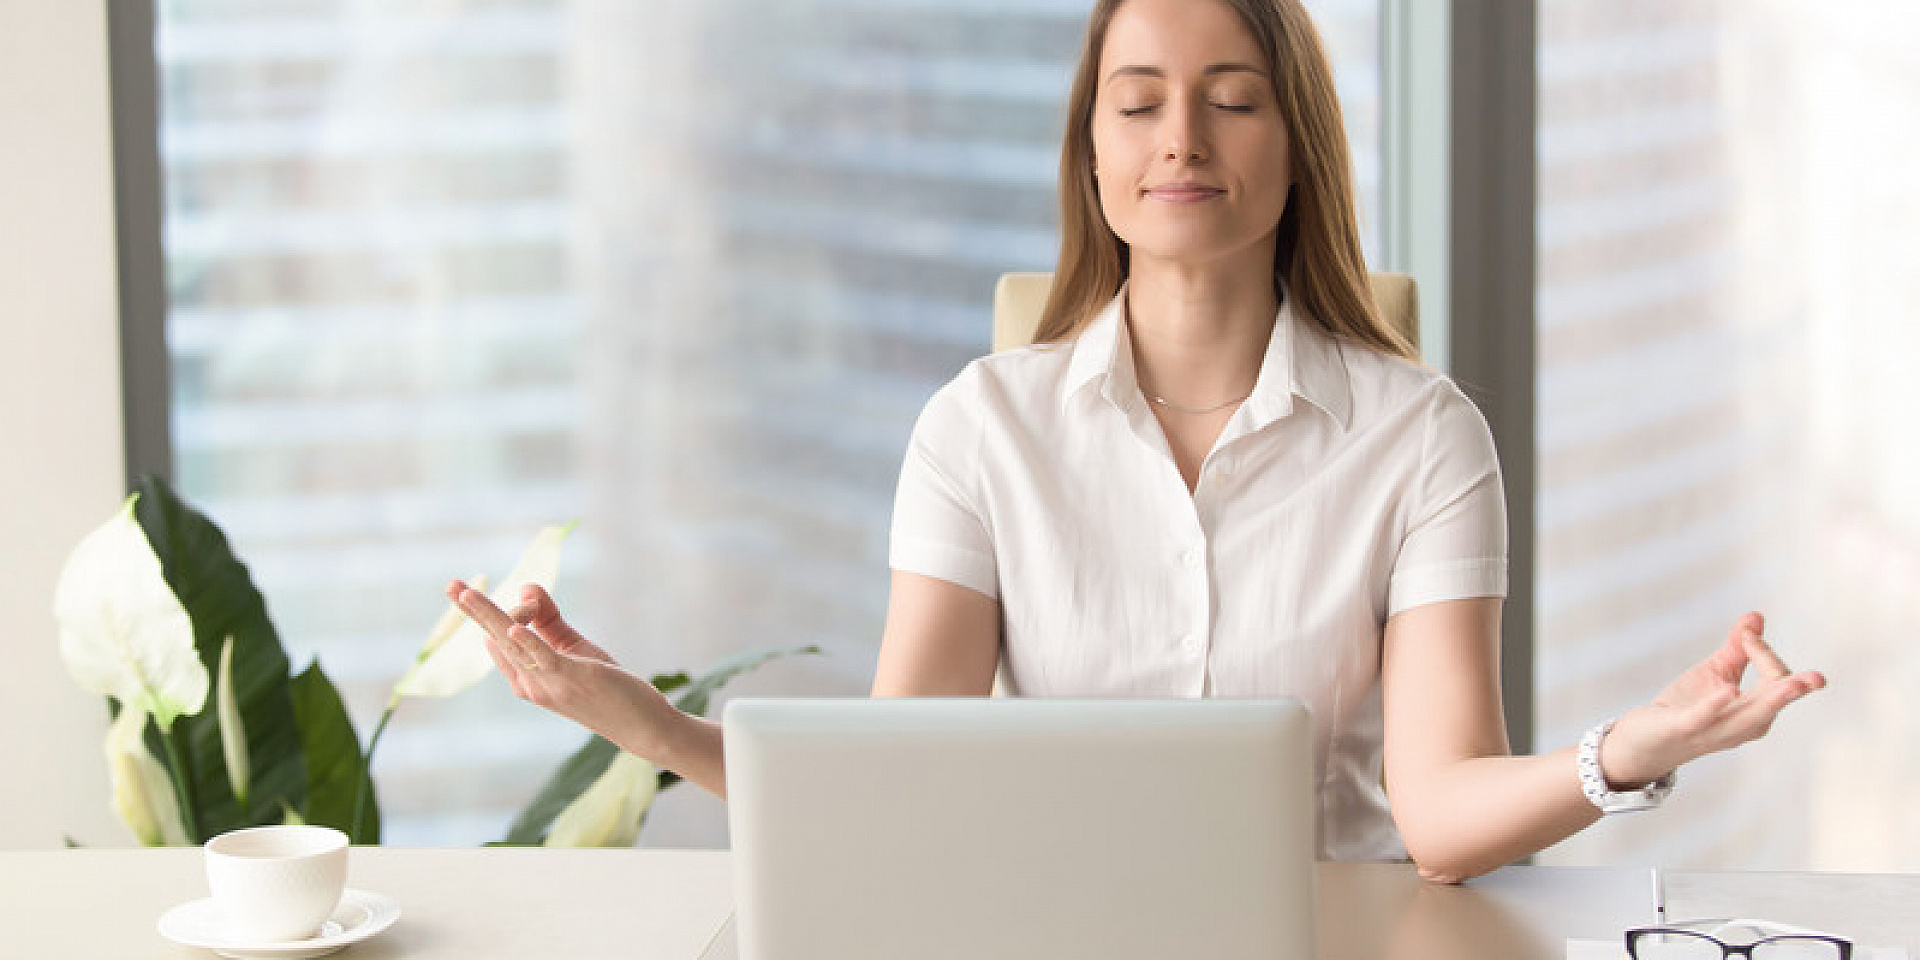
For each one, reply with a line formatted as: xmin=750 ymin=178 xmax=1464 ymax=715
xmin=889 ymin=373 xmax=999 ymax=599
xmin=1387 ymin=381 xmax=1508 ymax=616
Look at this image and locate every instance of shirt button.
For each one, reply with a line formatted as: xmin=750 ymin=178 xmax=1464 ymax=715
xmin=1179 ymin=632 xmax=1202 ymax=653
xmin=1211 ymin=457 xmax=1234 ymax=477
xmin=1181 ymin=548 xmax=1203 ymax=569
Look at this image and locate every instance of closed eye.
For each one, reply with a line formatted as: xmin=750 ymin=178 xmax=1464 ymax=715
xmin=1118 ymin=105 xmax=1159 ymax=117
xmin=1211 ymin=102 xmax=1255 ymax=113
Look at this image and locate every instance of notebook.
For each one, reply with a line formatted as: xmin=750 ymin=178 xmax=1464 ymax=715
xmin=711 ymin=697 xmax=1317 ymax=960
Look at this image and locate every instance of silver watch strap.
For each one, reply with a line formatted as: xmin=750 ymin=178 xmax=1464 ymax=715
xmin=1577 ymin=717 xmax=1676 ymax=814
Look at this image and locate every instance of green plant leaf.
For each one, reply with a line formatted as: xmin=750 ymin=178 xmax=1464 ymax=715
xmin=671 ymin=645 xmax=821 ymax=718
xmin=502 ymin=734 xmax=619 ymax=845
xmin=131 ymin=475 xmax=307 ymax=840
xmin=54 ymin=494 xmax=207 ymax=731
xmin=394 ymin=524 xmax=572 ymax=699
xmin=543 ymin=751 xmax=658 ymax=847
xmin=289 ymin=663 xmax=380 ymax=843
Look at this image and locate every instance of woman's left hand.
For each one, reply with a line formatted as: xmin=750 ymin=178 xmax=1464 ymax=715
xmin=1599 ymin=611 xmax=1827 ymax=787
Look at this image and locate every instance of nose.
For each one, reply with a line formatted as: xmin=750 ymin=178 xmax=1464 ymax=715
xmin=1161 ymin=100 xmax=1209 ymax=164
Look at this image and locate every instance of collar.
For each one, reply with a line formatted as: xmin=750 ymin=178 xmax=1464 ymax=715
xmin=1062 ymin=286 xmax=1131 ymax=410
xmin=1060 ymin=283 xmax=1353 ymax=431
xmin=1245 ymin=297 xmax=1353 ymax=431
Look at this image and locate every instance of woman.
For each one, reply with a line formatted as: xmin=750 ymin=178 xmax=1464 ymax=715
xmin=449 ymin=0 xmax=1825 ymax=882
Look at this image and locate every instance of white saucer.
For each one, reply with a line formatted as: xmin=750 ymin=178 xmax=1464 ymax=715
xmin=158 ymin=888 xmax=400 ymax=959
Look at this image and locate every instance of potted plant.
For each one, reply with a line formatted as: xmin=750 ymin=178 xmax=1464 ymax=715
xmin=54 ymin=476 xmax=811 ymax=847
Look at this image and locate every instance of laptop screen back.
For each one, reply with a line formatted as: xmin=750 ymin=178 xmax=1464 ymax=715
xmin=722 ymin=698 xmax=1317 ymax=960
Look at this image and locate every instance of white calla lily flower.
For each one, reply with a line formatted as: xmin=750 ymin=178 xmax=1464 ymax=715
xmin=217 ymin=635 xmax=250 ymax=807
xmin=421 ymin=573 xmax=489 ymax=660
xmin=55 ymin=495 xmax=208 ymax=731
xmin=104 ymin=706 xmax=190 ymax=846
xmin=387 ymin=572 xmax=488 ymax=705
xmin=544 ymin=751 xmax=658 ymax=848
xmin=394 ymin=524 xmax=571 ymax=699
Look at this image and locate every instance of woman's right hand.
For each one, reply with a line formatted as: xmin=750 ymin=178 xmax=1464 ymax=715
xmin=446 ymin=580 xmax=684 ymax=760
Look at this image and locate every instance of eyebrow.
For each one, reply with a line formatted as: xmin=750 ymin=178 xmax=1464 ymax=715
xmin=1104 ymin=62 xmax=1268 ymax=84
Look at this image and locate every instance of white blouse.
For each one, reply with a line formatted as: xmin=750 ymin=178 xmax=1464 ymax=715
xmin=888 ymin=287 xmax=1508 ymax=860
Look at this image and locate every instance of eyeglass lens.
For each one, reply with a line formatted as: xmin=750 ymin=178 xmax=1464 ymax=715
xmin=1751 ymin=939 xmax=1849 ymax=960
xmin=1632 ymin=931 xmax=1726 ymax=960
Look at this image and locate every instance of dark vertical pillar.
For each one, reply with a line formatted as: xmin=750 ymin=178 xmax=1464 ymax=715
xmin=1449 ymin=0 xmax=1537 ymax=752
xmin=106 ymin=0 xmax=173 ymax=486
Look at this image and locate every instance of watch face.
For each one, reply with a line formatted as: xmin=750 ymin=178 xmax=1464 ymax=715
xmin=1600 ymin=793 xmax=1659 ymax=814
xmin=1601 ymin=775 xmax=1675 ymax=814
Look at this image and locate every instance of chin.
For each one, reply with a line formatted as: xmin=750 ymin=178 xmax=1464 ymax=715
xmin=1122 ymin=235 xmax=1262 ymax=271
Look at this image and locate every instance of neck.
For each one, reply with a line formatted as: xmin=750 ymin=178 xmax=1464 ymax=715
xmin=1123 ymin=254 xmax=1278 ymax=410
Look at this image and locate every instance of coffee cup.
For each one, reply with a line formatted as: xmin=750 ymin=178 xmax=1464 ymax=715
xmin=203 ymin=825 xmax=349 ymax=942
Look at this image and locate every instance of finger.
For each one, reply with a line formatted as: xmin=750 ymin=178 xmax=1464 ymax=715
xmin=1721 ymin=677 xmax=1814 ymax=745
xmin=452 ymin=583 xmax=519 ymax=641
xmin=518 ymin=583 xmax=589 ymax=652
xmin=505 ymin=598 xmax=537 ymax=626
xmin=480 ymin=630 xmax=524 ymax=685
xmin=508 ymin=623 xmax=559 ymax=673
xmin=518 ymin=583 xmax=565 ymax=630
xmin=1742 ymin=630 xmax=1793 ymax=683
xmin=1705 ymin=673 xmax=1817 ymax=750
xmin=1705 ymin=619 xmax=1755 ymax=683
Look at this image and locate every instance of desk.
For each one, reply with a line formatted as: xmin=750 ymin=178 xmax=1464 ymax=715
xmin=0 ymin=848 xmax=730 ymax=960
xmin=1 ymin=848 xmax=1913 ymax=959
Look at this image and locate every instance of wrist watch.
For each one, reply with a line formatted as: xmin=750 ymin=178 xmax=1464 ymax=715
xmin=1576 ymin=717 xmax=1676 ymax=814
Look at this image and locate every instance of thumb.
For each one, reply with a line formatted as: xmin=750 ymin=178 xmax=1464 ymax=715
xmin=519 ymin=584 xmax=589 ymax=651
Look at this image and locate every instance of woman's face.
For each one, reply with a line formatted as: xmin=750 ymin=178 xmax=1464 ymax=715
xmin=1090 ymin=0 xmax=1292 ymax=272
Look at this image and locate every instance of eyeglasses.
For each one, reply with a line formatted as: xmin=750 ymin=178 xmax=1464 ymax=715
xmin=1627 ymin=919 xmax=1852 ymax=960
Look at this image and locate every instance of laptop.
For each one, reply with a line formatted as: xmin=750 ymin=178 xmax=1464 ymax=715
xmin=709 ymin=697 xmax=1317 ymax=960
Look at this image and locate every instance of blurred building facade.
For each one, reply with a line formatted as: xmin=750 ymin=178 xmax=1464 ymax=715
xmin=1535 ymin=0 xmax=1920 ymax=870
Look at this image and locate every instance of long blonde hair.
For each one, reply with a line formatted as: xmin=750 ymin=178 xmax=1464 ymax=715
xmin=1035 ymin=0 xmax=1414 ymax=360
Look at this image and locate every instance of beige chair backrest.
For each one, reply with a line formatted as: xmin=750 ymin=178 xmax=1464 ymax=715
xmin=991 ymin=271 xmax=1420 ymax=355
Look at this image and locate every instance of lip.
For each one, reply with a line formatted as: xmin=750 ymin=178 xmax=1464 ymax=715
xmin=1143 ymin=182 xmax=1226 ymax=202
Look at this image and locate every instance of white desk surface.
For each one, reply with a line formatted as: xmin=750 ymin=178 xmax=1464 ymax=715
xmin=2 ymin=847 xmax=1913 ymax=959
xmin=0 ymin=847 xmax=730 ymax=960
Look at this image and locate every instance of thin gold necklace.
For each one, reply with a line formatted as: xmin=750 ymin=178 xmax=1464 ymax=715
xmin=1143 ymin=387 xmax=1250 ymax=415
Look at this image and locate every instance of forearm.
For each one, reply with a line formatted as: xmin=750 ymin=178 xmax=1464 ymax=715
xmin=1379 ymin=605 xmax=1823 ymax=884
xmin=1390 ymin=747 xmax=1601 ymax=884
xmin=613 ymin=709 xmax=729 ymax=800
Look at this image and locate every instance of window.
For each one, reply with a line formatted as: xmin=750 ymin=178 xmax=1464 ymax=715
xmin=1536 ymin=0 xmax=1920 ymax=870
xmin=157 ymin=0 xmax=1388 ymax=845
